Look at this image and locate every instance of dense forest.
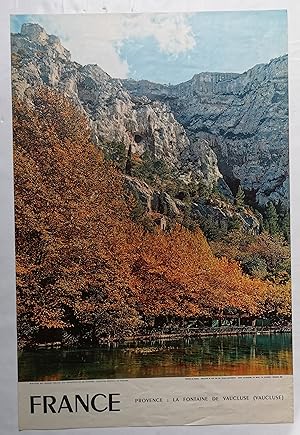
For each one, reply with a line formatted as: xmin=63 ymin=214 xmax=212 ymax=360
xmin=13 ymin=88 xmax=291 ymax=349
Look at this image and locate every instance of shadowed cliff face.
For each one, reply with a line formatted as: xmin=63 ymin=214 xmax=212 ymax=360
xmin=11 ymin=23 xmax=288 ymax=208
xmin=123 ymin=55 xmax=289 ymax=205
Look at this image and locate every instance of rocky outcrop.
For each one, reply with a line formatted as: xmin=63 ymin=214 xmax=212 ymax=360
xmin=125 ymin=176 xmax=181 ymax=218
xmin=11 ymin=23 xmax=288 ymax=236
xmin=124 ymin=174 xmax=260 ymax=234
xmin=192 ymin=200 xmax=260 ymax=235
xmin=123 ymin=56 xmax=289 ymax=205
xmin=11 ymin=23 xmax=224 ymax=189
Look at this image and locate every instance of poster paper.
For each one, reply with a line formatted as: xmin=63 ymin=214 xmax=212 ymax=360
xmin=10 ymin=9 xmax=293 ymax=429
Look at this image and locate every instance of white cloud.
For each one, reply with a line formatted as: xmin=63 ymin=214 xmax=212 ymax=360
xmin=32 ymin=13 xmax=195 ymax=78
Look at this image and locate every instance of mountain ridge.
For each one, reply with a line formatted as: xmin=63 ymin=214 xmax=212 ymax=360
xmin=11 ymin=23 xmax=289 ymax=237
xmin=11 ymin=23 xmax=225 ymax=186
xmin=122 ymin=54 xmax=289 ymax=205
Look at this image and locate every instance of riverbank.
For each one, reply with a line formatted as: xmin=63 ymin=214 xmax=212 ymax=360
xmin=122 ymin=325 xmax=292 ymax=343
xmin=34 ymin=324 xmax=292 ymax=349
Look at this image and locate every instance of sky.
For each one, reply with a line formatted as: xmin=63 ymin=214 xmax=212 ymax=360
xmin=11 ymin=10 xmax=287 ymax=84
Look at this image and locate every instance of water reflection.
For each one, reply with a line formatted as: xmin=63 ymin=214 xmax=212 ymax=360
xmin=18 ymin=333 xmax=292 ymax=381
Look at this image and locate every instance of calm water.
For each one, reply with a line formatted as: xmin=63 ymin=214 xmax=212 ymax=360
xmin=18 ymin=333 xmax=292 ymax=381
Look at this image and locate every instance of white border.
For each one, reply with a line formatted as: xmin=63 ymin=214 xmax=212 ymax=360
xmin=1 ymin=1 xmax=299 ymax=434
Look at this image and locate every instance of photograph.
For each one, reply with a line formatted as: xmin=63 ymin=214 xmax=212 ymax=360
xmin=11 ymin=10 xmax=292 ymax=384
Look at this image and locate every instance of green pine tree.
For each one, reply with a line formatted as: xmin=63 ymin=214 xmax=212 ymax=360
xmin=103 ymin=141 xmax=127 ymax=171
xmin=276 ymin=199 xmax=290 ymax=241
xmin=281 ymin=211 xmax=290 ymax=241
xmin=235 ymin=185 xmax=245 ymax=208
xmin=264 ymin=201 xmax=280 ymax=235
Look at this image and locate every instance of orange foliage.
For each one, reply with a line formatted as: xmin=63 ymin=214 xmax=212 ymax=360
xmin=13 ymin=88 xmax=292 ymax=347
xmin=132 ymin=225 xmax=271 ymax=320
xmin=13 ymin=88 xmax=142 ymax=342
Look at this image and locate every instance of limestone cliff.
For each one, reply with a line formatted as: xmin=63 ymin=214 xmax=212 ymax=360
xmin=11 ymin=23 xmax=287 ymax=234
xmin=11 ymin=23 xmax=222 ymax=186
xmin=123 ymin=55 xmax=289 ymax=205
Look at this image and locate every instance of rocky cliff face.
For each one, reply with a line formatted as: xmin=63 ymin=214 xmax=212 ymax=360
xmin=123 ymin=56 xmax=289 ymax=205
xmin=11 ymin=23 xmax=287 ymax=234
xmin=11 ymin=23 xmax=223 ymax=186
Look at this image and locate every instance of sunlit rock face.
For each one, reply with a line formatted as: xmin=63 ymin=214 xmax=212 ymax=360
xmin=11 ymin=24 xmax=230 ymax=194
xmin=12 ymin=23 xmax=288 ymax=206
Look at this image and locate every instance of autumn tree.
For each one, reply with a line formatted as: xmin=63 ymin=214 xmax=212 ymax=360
xmin=13 ymin=87 xmax=143 ymax=346
xmin=211 ymin=229 xmax=290 ymax=284
xmin=132 ymin=224 xmax=273 ymax=324
xmin=13 ymin=86 xmax=292 ymax=348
